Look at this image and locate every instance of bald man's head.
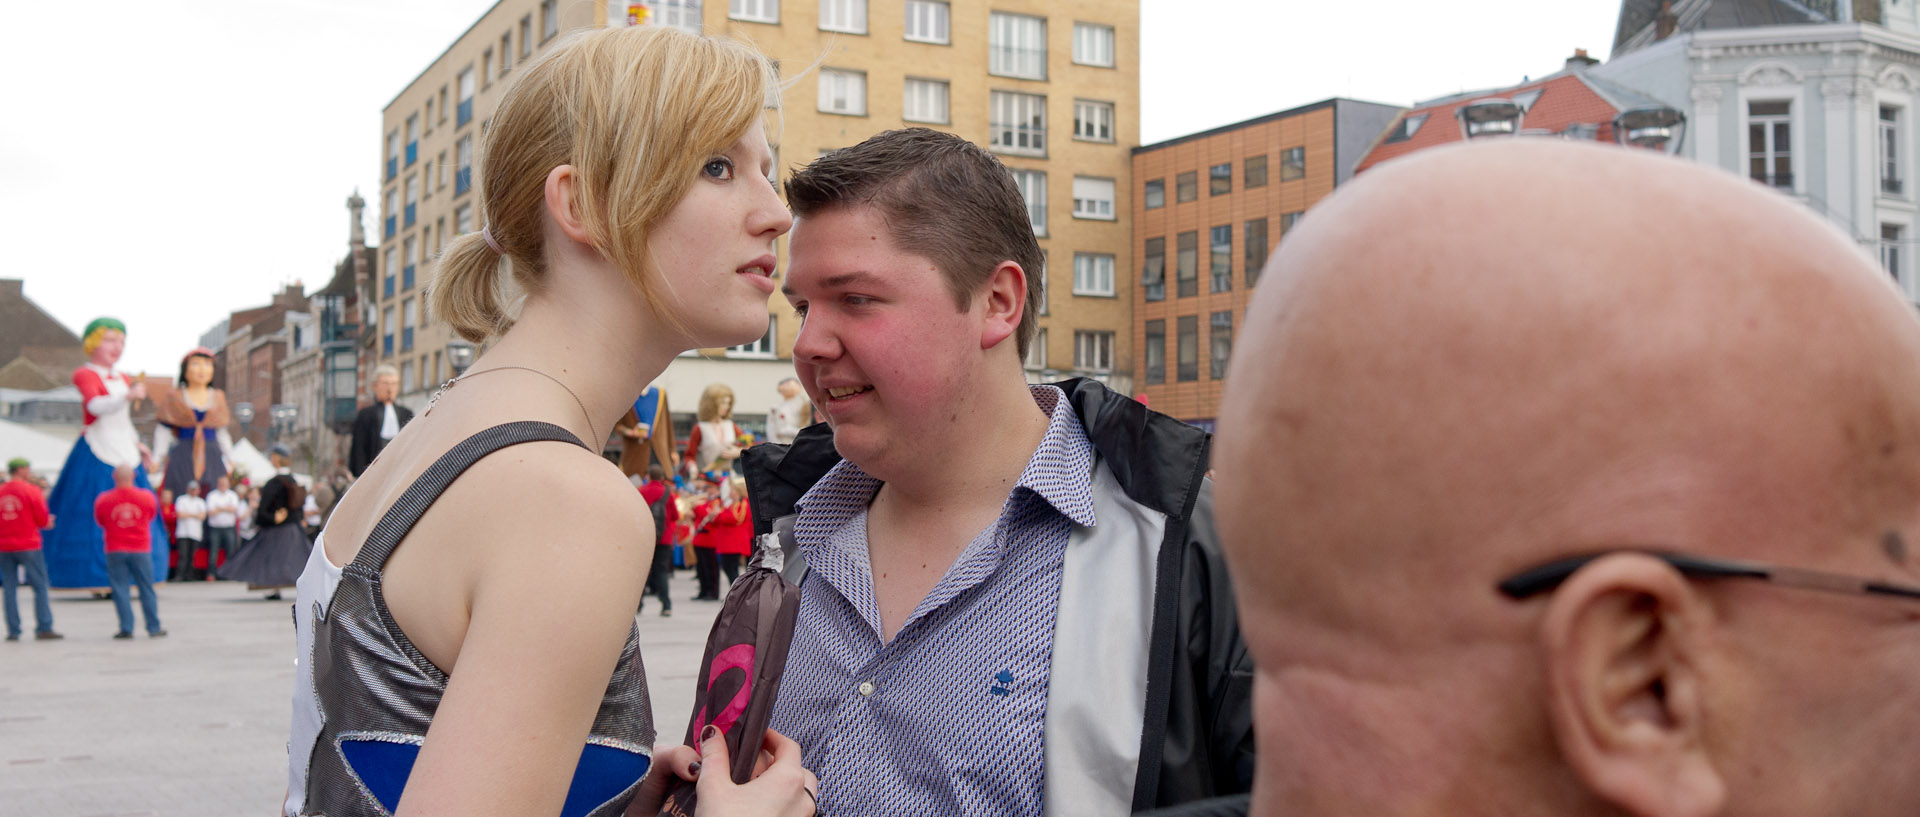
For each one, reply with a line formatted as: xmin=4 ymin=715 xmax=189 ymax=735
xmin=112 ymin=466 xmax=135 ymax=488
xmin=1218 ymin=141 xmax=1920 ymax=816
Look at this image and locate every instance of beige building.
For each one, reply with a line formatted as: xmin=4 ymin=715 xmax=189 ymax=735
xmin=377 ymin=0 xmax=1139 ymax=438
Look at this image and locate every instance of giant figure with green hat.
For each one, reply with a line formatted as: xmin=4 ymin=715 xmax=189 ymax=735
xmin=43 ymin=317 xmax=171 ymax=588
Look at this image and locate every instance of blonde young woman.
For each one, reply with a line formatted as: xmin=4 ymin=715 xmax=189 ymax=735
xmin=285 ymin=26 xmax=815 ymax=817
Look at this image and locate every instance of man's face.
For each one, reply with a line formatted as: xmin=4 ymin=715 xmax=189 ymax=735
xmin=373 ymin=374 xmax=399 ymax=403
xmin=784 ymin=205 xmax=984 ymax=471
xmin=216 ymin=477 xmax=230 ymax=492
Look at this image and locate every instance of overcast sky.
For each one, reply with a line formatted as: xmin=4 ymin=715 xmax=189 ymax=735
xmin=1 ymin=0 xmax=1619 ymax=376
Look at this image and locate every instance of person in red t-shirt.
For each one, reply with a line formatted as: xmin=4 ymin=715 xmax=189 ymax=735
xmin=710 ymin=476 xmax=753 ymax=590
xmin=0 ymin=457 xmax=61 ymax=640
xmin=690 ymin=479 xmax=725 ymax=600
xmin=637 ymin=464 xmax=681 ymax=617
xmin=93 ymin=466 xmax=165 ymax=638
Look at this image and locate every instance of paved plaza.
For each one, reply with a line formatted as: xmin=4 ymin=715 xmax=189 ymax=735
xmin=1 ymin=569 xmax=721 ymax=817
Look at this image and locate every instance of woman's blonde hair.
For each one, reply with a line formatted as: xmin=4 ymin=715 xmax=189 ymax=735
xmin=697 ymin=383 xmax=735 ymax=422
xmin=431 ymin=25 xmax=779 ymax=343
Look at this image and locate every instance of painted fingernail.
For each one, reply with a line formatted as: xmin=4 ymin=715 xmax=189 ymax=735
xmin=688 ymin=761 xmax=702 ymax=775
xmin=701 ymin=724 xmax=720 ymax=742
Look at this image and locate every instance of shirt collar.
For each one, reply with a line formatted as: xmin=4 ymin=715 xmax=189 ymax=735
xmin=84 ymin=362 xmax=114 ymax=378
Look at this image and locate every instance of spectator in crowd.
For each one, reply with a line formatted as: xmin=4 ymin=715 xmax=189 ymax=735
xmin=710 ymin=475 xmax=752 ymax=589
xmin=94 ymin=466 xmax=164 ymax=639
xmin=0 ymin=457 xmax=60 ymax=640
xmin=689 ymin=478 xmax=724 ymax=600
xmin=638 ymin=463 xmax=679 ymax=617
xmin=202 ymin=476 xmax=240 ymax=578
xmin=1207 ymin=139 xmax=1920 ymax=817
xmin=348 ymin=365 xmax=411 ymax=477
xmin=171 ymin=481 xmax=207 ymax=582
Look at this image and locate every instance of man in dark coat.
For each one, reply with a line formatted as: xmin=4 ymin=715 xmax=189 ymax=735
xmin=348 ymin=365 xmax=411 ymax=477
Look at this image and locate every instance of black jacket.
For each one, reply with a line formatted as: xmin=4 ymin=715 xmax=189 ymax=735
xmin=742 ymin=378 xmax=1256 ymax=811
xmin=348 ymin=402 xmax=413 ymax=477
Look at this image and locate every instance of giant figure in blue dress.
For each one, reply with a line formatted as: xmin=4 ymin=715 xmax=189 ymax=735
xmin=45 ymin=318 xmax=171 ymax=587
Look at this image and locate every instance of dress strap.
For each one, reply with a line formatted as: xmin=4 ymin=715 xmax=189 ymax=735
xmin=350 ymin=421 xmax=586 ymax=571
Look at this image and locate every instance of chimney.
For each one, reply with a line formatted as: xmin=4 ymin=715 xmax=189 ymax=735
xmin=347 ymin=189 xmax=366 ymax=248
xmin=1566 ymin=48 xmax=1599 ymax=72
xmin=1656 ymin=0 xmax=1678 ymax=41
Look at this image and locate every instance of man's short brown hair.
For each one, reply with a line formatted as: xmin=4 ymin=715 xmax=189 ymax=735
xmin=785 ymin=128 xmax=1045 ymax=358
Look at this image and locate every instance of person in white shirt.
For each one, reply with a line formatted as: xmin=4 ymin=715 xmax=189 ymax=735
xmin=202 ymin=476 xmax=240 ymax=580
xmin=765 ymin=376 xmax=811 ymax=445
xmin=171 ymin=482 xmax=208 ymax=582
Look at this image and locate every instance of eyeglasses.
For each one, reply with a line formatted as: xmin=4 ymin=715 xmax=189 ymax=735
xmin=1497 ymin=550 xmax=1920 ymax=603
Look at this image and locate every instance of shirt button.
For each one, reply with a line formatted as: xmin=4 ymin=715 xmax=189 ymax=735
xmin=857 ymin=681 xmax=875 ymax=697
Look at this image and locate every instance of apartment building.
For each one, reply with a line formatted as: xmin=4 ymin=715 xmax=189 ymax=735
xmin=1130 ymin=98 xmax=1398 ymax=427
xmin=376 ymin=0 xmax=1139 ymax=431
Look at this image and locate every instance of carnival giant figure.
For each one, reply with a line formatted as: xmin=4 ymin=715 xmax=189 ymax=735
xmin=44 ymin=318 xmax=171 ymax=587
xmin=152 ymin=347 xmax=233 ymax=498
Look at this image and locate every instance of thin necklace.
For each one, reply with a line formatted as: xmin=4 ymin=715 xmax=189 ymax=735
xmin=425 ymin=365 xmax=597 ymax=445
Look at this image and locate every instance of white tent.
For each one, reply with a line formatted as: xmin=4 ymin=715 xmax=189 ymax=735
xmin=0 ymin=419 xmax=77 ymax=485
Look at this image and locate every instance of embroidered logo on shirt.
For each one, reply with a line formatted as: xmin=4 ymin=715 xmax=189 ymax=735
xmin=989 ymin=669 xmax=1015 ymax=696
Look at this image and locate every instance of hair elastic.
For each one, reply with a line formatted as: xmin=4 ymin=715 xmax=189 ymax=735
xmin=481 ymin=224 xmax=505 ymax=256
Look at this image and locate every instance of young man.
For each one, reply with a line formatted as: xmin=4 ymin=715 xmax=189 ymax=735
xmin=749 ymin=128 xmax=1253 ymax=816
xmin=202 ymin=476 xmax=240 ymax=578
xmin=0 ymin=457 xmax=60 ymax=640
xmin=94 ymin=466 xmax=164 ymax=638
xmin=171 ymin=481 xmax=207 ymax=581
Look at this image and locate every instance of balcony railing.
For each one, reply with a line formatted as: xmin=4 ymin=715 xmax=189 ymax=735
xmin=457 ymin=99 xmax=473 ymax=128
xmin=1752 ymin=171 xmax=1794 ymax=190
xmin=990 ymin=123 xmax=1046 ymax=156
xmin=989 ymin=45 xmax=1046 ymax=80
xmin=1886 ymin=176 xmax=1905 ymax=196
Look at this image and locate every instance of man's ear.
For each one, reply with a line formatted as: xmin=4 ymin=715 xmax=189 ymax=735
xmin=543 ymin=164 xmax=598 ymax=247
xmin=979 ymin=260 xmax=1026 ymax=351
xmin=1538 ymin=553 xmax=1725 ymax=817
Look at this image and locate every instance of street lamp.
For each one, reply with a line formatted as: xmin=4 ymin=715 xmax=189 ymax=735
xmin=446 ymin=339 xmax=477 ymax=377
xmin=269 ymin=403 xmax=299 ymax=445
xmin=1456 ymin=98 xmax=1525 ymax=140
xmin=1613 ymin=106 xmax=1687 ymax=155
xmin=233 ymin=401 xmax=255 ymax=442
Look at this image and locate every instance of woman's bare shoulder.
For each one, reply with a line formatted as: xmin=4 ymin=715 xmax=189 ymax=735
xmin=442 ymin=443 xmax=654 ymax=566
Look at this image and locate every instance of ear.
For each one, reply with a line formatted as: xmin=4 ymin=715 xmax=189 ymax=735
xmin=1538 ymin=553 xmax=1725 ymax=817
xmin=542 ymin=164 xmax=598 ymax=247
xmin=978 ymin=260 xmax=1027 ymax=352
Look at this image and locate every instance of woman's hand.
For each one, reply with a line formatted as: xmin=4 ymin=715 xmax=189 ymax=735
xmin=624 ymin=743 xmax=700 ymax=816
xmin=692 ymin=726 xmax=817 ymax=817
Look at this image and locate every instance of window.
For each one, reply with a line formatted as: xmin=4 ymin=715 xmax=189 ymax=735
xmin=903 ymin=78 xmax=949 ymax=124
xmin=905 ymin=0 xmax=948 ymax=42
xmin=1072 ymin=22 xmax=1114 ymax=67
xmin=1279 ymin=210 xmax=1301 ymax=239
xmin=1244 ymin=218 xmax=1269 ymax=286
xmin=420 ymin=222 xmax=432 ymax=259
xmin=382 ymin=305 xmax=395 ymax=357
xmin=1885 ymin=224 xmax=1904 ymax=283
xmin=1883 ymin=105 xmax=1903 ymax=196
xmin=438 ymin=86 xmax=449 ymax=124
xmin=1749 ymin=100 xmax=1793 ymax=189
xmin=433 ymin=352 xmax=443 ymax=386
xmin=520 ymin=16 xmax=533 ymax=57
xmin=1209 ymin=311 xmax=1232 ymax=380
xmin=425 ymin=99 xmax=434 ymax=133
xmin=383 ymin=247 xmax=397 ymax=299
xmin=728 ymin=316 xmax=778 ymax=357
xmin=1280 ymin=146 xmax=1305 ymax=181
xmin=819 ymin=0 xmax=866 ymax=33
xmin=1072 ymin=176 xmax=1115 ymax=220
xmin=732 ymin=0 xmax=778 ymax=22
xmin=990 ymin=91 xmax=1046 ymax=156
xmin=1209 ymin=225 xmax=1231 ymax=292
xmin=1074 ymin=331 xmax=1114 ymax=372
xmin=1209 ymin=162 xmax=1230 ymax=195
xmin=383 ymin=189 xmax=398 ymax=239
xmin=403 ymin=237 xmax=418 ymax=291
xmin=456 ymin=136 xmax=474 ymax=196
xmin=1073 ymin=99 xmax=1114 ymax=142
xmin=1010 ymin=169 xmax=1046 ymax=235
xmin=455 ymin=204 xmax=473 ymax=235
xmin=1384 ymin=112 xmax=1428 ymax=144
xmin=404 ymin=115 xmax=419 ymax=166
xmin=1072 ymin=253 xmax=1114 ymax=296
xmin=436 ymin=216 xmax=447 ymax=254
xmin=1145 ymin=320 xmax=1165 ymax=384
xmin=1144 ymin=179 xmax=1164 ymax=210
xmin=1175 ymin=231 xmax=1198 ymax=297
xmin=1034 ymin=253 xmax=1048 ymax=315
xmin=542 ymin=0 xmax=559 ymax=40
xmin=402 ymin=298 xmax=417 ymax=353
xmin=457 ymin=68 xmax=475 ymax=127
xmin=437 ymin=150 xmax=448 ymax=190
xmin=401 ymin=360 xmax=414 ymax=394
xmin=1176 ymin=315 xmax=1198 ymax=382
xmin=1026 ymin=328 xmax=1047 ymax=370
xmin=818 ymin=69 xmax=866 ymax=115
xmin=483 ymin=50 xmax=493 ymax=87
xmin=1176 ymin=171 xmax=1196 ymax=203
xmin=501 ymin=33 xmax=512 ymax=73
xmin=657 ymin=0 xmax=703 ymax=33
xmin=385 ymin=130 xmax=399 ymax=180
xmin=421 ymin=161 xmax=432 ymax=198
xmin=989 ymin=12 xmax=1046 ymax=80
xmin=404 ymin=175 xmax=418 ymax=227
xmin=1142 ymin=237 xmax=1165 ymax=302
xmin=1245 ymin=155 xmax=1268 ymax=188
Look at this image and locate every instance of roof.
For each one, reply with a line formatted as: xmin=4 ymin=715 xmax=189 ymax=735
xmin=1614 ymin=0 xmax=1843 ymax=55
xmin=0 ymin=279 xmax=81 ymax=367
xmin=1353 ymin=70 xmax=1665 ymax=174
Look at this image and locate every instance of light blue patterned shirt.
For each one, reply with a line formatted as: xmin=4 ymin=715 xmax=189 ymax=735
xmin=771 ymin=385 xmax=1097 ymax=817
